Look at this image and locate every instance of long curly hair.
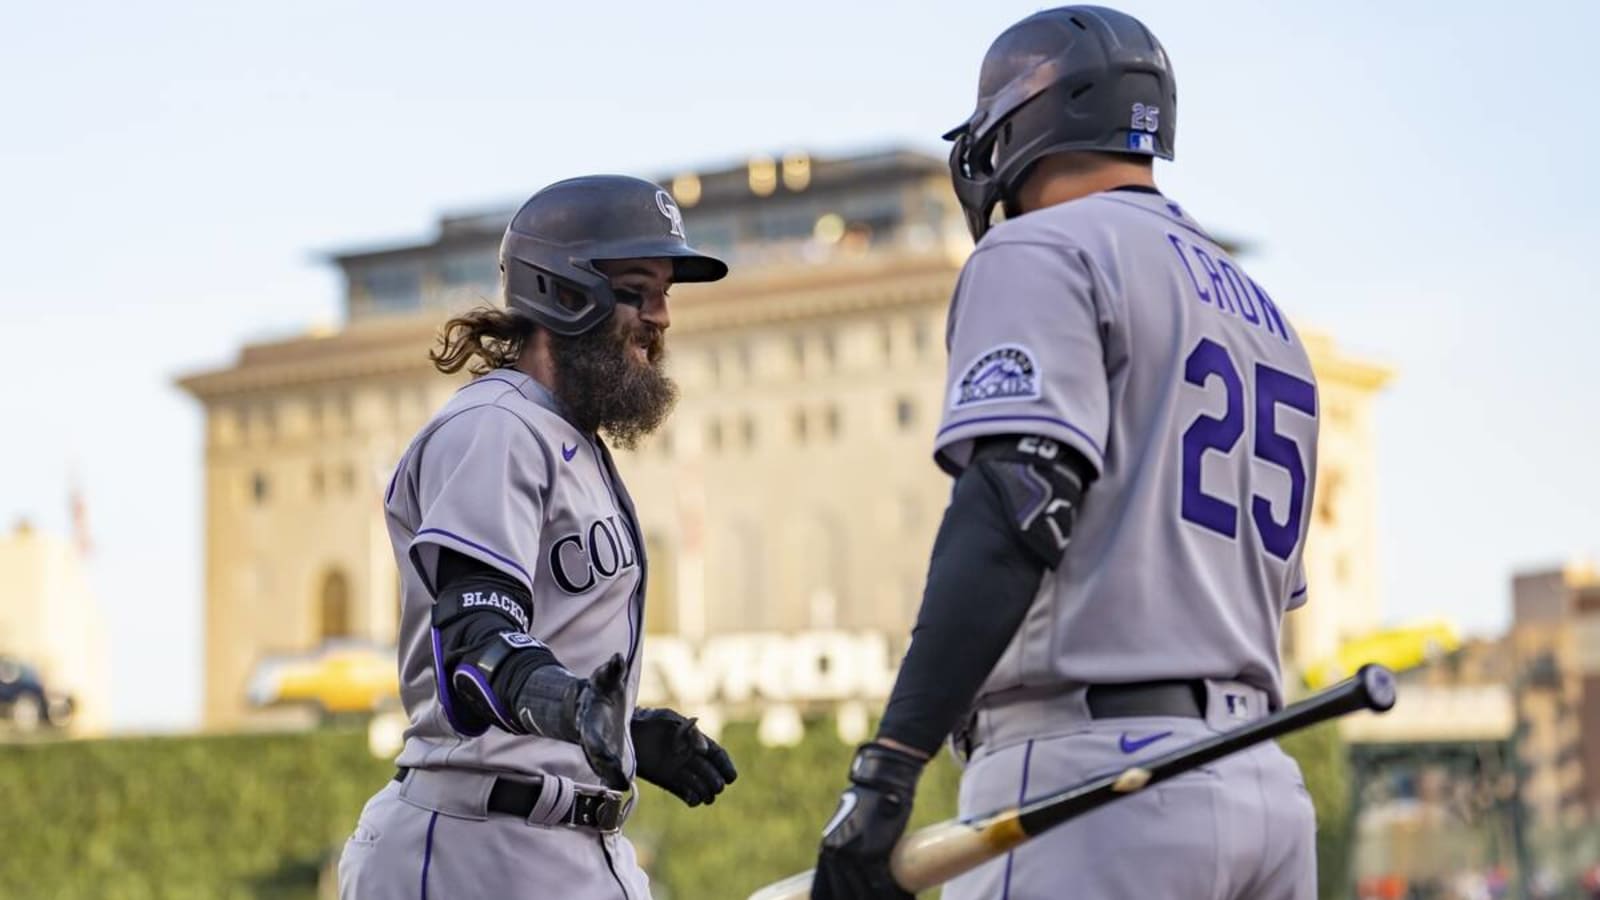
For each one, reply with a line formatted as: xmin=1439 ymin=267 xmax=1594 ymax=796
xmin=429 ymin=307 xmax=535 ymax=375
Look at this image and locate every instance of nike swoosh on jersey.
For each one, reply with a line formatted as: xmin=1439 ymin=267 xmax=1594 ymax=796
xmin=1118 ymin=731 xmax=1173 ymax=754
xmin=562 ymin=443 xmax=578 ymax=462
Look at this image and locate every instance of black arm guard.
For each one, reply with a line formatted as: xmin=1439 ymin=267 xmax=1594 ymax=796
xmin=970 ymin=435 xmax=1088 ymax=569
xmin=431 ymin=549 xmax=566 ymax=736
xmin=876 ymin=435 xmax=1092 ymax=754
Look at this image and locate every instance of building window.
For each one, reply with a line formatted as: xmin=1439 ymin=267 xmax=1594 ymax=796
xmin=1317 ymin=470 xmax=1345 ymax=527
xmin=658 ymin=428 xmax=674 ymax=457
xmin=341 ymin=464 xmax=357 ymax=494
xmin=790 ymin=335 xmax=806 ymax=372
xmin=251 ymin=472 xmax=270 ymax=505
xmin=319 ymin=569 xmax=353 ymax=641
xmin=707 ymin=419 xmax=723 ymax=453
xmin=362 ymin=264 xmax=423 ymax=313
xmin=311 ymin=467 xmax=325 ymax=499
xmin=440 ymin=253 xmax=497 ymax=289
xmin=824 ymin=404 xmax=842 ymax=439
xmin=880 ymin=323 xmax=894 ymax=360
xmin=912 ymin=319 xmax=933 ymax=358
xmin=895 ymin=396 xmax=916 ymax=431
xmin=336 ymin=393 xmax=354 ymax=433
xmin=820 ymin=332 xmax=838 ymax=370
xmin=740 ymin=415 xmax=757 ymax=449
xmin=707 ymin=351 xmax=722 ymax=385
xmin=248 ymin=404 xmax=277 ymax=444
xmin=735 ymin=342 xmax=753 ymax=380
xmin=793 ymin=408 xmax=809 ymax=443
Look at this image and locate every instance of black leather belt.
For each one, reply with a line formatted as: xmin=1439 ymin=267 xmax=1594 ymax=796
xmin=393 ymin=768 xmax=624 ymax=832
xmin=1085 ymin=680 xmax=1206 ymax=719
xmin=953 ymin=680 xmax=1210 ymax=762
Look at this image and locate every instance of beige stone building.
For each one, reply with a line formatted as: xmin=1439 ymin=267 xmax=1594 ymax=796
xmin=179 ymin=149 xmax=1391 ymax=729
xmin=0 ymin=521 xmax=111 ymax=734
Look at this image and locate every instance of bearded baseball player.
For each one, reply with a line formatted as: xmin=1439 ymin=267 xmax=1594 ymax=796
xmin=338 ymin=175 xmax=738 ymax=899
xmin=812 ymin=7 xmax=1319 ymax=899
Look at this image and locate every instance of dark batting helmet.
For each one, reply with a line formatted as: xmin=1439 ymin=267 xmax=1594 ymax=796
xmin=944 ymin=6 xmax=1177 ymax=240
xmin=500 ymin=174 xmax=728 ymax=335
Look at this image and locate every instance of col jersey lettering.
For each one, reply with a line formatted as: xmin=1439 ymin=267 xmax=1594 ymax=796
xmin=935 ymin=189 xmax=1318 ymax=708
xmin=382 ymin=371 xmax=646 ymax=781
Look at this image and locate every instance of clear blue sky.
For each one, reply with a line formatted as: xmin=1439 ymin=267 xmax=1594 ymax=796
xmin=3 ymin=1 xmax=1596 ymax=731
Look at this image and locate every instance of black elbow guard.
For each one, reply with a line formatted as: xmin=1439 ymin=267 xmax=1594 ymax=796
xmin=967 ymin=435 xmax=1092 ymax=569
xmin=431 ymin=575 xmax=557 ymax=736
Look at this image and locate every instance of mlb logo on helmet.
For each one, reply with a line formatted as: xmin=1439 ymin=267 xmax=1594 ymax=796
xmin=1127 ymin=102 xmax=1160 ymax=154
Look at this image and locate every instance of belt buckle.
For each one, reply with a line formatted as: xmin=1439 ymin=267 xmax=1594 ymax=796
xmin=570 ymin=789 xmax=624 ymax=835
xmin=592 ymin=797 xmax=622 ymax=834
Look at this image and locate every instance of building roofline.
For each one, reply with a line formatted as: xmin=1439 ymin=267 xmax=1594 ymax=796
xmin=321 ymin=146 xmax=947 ymax=265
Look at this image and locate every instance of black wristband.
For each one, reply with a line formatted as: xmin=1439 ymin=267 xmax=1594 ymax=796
xmin=850 ymin=743 xmax=924 ymax=792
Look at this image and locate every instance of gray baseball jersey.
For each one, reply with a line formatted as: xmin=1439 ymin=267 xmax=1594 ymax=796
xmin=935 ymin=187 xmax=1318 ymax=708
xmin=386 ymin=369 xmax=645 ymax=780
xmin=340 ymin=368 xmax=659 ymax=890
xmin=935 ymin=188 xmax=1320 ymax=900
xmin=339 ymin=369 xmax=654 ymax=900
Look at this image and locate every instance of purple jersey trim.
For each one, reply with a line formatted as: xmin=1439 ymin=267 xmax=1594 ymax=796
xmin=451 ymin=666 xmax=516 ymax=732
xmin=415 ymin=527 xmax=533 ymax=589
xmin=1290 ymin=584 xmax=1308 ymax=599
xmin=1000 ymin=739 xmax=1036 ymax=899
xmin=431 ymin=628 xmax=487 ymax=738
xmin=420 ymin=811 xmax=439 ymax=899
xmin=938 ymin=414 xmax=1106 ymax=463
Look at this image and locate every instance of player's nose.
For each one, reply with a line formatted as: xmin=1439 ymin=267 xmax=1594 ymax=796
xmin=641 ymin=292 xmax=670 ymax=331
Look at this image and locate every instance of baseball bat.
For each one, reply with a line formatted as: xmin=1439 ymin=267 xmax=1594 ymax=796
xmin=748 ymin=664 xmax=1397 ymax=900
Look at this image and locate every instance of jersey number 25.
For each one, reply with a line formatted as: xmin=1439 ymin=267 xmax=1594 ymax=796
xmin=1179 ymin=338 xmax=1317 ymax=561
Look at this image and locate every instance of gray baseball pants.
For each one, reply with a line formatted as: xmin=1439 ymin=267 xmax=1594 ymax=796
xmin=941 ymin=680 xmax=1316 ymax=900
xmin=338 ymin=769 xmax=651 ymax=899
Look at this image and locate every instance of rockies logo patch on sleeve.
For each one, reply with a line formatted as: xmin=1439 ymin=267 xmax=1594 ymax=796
xmin=952 ymin=344 xmax=1041 ymax=408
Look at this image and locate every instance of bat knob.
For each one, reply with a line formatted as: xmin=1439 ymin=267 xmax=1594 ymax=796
xmin=1355 ymin=664 xmax=1398 ymax=712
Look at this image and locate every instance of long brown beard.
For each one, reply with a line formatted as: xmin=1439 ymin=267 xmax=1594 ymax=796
xmin=551 ymin=315 xmax=677 ymax=450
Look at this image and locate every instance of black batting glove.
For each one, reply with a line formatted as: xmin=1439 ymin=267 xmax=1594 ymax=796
xmin=631 ymin=707 xmax=738 ymax=806
xmin=812 ymin=742 xmax=923 ymax=900
xmin=572 ymin=653 xmax=631 ymax=791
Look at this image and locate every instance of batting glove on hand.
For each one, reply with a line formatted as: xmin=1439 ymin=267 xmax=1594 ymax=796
xmin=630 ymin=707 xmax=738 ymax=806
xmin=812 ymin=742 xmax=922 ymax=900
xmin=572 ymin=653 xmax=631 ymax=791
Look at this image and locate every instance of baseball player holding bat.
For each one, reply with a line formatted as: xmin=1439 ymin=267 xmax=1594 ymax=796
xmin=338 ymin=175 xmax=738 ymax=899
xmin=812 ymin=6 xmax=1322 ymax=899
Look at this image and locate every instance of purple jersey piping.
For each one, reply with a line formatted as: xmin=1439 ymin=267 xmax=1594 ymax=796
xmin=415 ymin=528 xmax=533 ymax=588
xmin=451 ymin=665 xmax=516 ymax=732
xmin=431 ymin=628 xmax=487 ymax=738
xmin=420 ymin=811 xmax=439 ymax=899
xmin=1000 ymin=739 xmax=1036 ymax=899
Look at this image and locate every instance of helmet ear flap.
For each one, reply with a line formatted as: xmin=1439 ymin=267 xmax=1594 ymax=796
xmin=503 ymin=253 xmax=616 ymax=336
